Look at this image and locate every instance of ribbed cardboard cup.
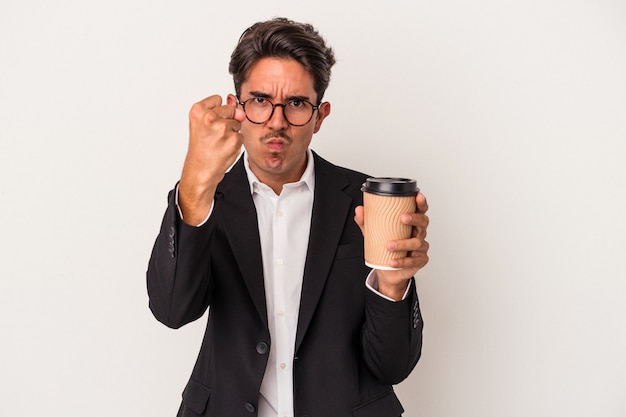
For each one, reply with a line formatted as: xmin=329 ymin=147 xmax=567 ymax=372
xmin=361 ymin=178 xmax=419 ymax=270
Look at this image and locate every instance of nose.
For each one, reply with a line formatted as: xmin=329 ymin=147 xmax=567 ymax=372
xmin=266 ymin=103 xmax=290 ymax=130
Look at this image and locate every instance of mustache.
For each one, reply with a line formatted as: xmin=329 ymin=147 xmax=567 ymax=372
xmin=260 ymin=131 xmax=292 ymax=143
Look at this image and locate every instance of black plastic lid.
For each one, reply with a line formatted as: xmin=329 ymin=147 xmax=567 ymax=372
xmin=361 ymin=177 xmax=419 ymax=196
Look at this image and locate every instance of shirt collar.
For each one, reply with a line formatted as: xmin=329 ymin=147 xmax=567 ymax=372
xmin=243 ymin=148 xmax=315 ymax=195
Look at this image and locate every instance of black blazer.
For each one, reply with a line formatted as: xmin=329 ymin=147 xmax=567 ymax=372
xmin=147 ymin=151 xmax=423 ymax=417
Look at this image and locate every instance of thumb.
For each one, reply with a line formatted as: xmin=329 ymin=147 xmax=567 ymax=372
xmin=234 ymin=107 xmax=246 ymax=122
xmin=225 ymin=94 xmax=246 ymax=122
xmin=354 ymin=206 xmax=365 ymax=235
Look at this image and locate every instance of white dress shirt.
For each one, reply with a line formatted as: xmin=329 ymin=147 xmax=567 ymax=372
xmin=244 ymin=150 xmax=315 ymax=417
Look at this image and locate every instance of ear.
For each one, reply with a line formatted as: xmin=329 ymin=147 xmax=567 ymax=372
xmin=313 ymin=101 xmax=331 ymax=133
xmin=226 ymin=94 xmax=238 ymax=106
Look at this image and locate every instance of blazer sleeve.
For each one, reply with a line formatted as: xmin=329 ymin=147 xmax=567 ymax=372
xmin=361 ymin=277 xmax=423 ymax=385
xmin=146 ymin=187 xmax=216 ymax=329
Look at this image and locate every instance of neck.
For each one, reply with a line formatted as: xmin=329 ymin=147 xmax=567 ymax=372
xmin=249 ymin=153 xmax=309 ymax=196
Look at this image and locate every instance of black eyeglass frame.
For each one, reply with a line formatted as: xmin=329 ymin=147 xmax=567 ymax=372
xmin=236 ymin=96 xmax=320 ymax=127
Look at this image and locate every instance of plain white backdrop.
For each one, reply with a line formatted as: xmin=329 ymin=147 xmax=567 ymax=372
xmin=1 ymin=1 xmax=625 ymax=416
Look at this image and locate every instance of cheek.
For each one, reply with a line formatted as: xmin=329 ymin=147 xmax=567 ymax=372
xmin=292 ymin=132 xmax=313 ymax=150
xmin=240 ymin=125 xmax=258 ymax=143
xmin=313 ymin=119 xmax=323 ymax=133
xmin=294 ymin=125 xmax=316 ymax=141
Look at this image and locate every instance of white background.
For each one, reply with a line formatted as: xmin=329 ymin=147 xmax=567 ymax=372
xmin=1 ymin=1 xmax=625 ymax=416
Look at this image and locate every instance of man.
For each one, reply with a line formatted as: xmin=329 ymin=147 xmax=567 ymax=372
xmin=147 ymin=17 xmax=429 ymax=417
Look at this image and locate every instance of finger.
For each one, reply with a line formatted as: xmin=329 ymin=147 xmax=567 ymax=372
xmin=195 ymin=106 xmax=243 ymax=136
xmin=198 ymin=95 xmax=224 ymax=109
xmin=416 ymin=192 xmax=428 ymax=214
xmin=354 ymin=206 xmax=364 ymax=225
xmin=234 ymin=107 xmax=246 ymax=122
xmin=189 ymin=96 xmax=225 ymax=125
xmin=191 ymin=96 xmax=240 ymax=123
xmin=353 ymin=206 xmax=365 ymax=234
xmin=412 ymin=224 xmax=427 ymax=240
xmin=222 ymin=116 xmax=244 ymax=134
xmin=212 ymin=103 xmax=240 ymax=120
xmin=389 ymin=250 xmax=429 ymax=270
xmin=212 ymin=104 xmax=246 ymax=125
xmin=400 ymin=212 xmax=429 ymax=229
xmin=225 ymin=93 xmax=245 ymax=122
xmin=387 ymin=236 xmax=428 ymax=253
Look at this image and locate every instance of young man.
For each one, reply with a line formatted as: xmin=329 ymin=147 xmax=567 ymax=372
xmin=147 ymin=17 xmax=429 ymax=417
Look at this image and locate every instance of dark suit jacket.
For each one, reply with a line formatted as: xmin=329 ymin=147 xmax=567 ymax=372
xmin=147 ymin=151 xmax=423 ymax=417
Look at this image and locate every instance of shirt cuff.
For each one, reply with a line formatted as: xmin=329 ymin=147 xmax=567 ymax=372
xmin=365 ymin=269 xmax=412 ymax=302
xmin=175 ymin=184 xmax=213 ymax=227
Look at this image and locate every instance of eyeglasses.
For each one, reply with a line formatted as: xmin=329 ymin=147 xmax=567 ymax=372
xmin=237 ymin=96 xmax=319 ymax=126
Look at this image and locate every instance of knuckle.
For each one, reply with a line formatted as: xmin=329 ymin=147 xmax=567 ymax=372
xmin=189 ymin=102 xmax=204 ymax=117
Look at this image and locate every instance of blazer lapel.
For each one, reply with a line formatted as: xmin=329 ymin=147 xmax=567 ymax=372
xmin=295 ymin=153 xmax=354 ymax=352
xmin=216 ymin=158 xmax=268 ymax=328
xmin=216 ymin=153 xmax=357 ymax=342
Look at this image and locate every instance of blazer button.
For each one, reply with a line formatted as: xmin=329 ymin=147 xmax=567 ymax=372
xmin=256 ymin=342 xmax=268 ymax=354
xmin=244 ymin=402 xmax=256 ymax=413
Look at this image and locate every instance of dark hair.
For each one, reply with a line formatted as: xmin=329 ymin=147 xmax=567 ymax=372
xmin=229 ymin=17 xmax=336 ymax=104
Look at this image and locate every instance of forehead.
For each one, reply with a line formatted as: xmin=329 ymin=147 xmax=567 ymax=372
xmin=242 ymin=57 xmax=316 ymax=99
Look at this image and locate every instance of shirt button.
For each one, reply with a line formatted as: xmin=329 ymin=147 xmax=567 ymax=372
xmin=277 ymin=210 xmax=284 ymax=217
xmin=277 ymin=259 xmax=283 ymax=265
xmin=280 ymin=362 xmax=286 ymax=369
xmin=277 ymin=310 xmax=285 ymax=317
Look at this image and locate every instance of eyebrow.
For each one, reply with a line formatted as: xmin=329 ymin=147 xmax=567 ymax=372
xmin=248 ymin=91 xmax=312 ymax=102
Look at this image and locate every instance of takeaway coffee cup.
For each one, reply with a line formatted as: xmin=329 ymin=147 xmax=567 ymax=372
xmin=361 ymin=177 xmax=419 ymax=270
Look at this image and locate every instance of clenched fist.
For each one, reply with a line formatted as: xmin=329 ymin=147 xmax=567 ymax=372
xmin=178 ymin=95 xmax=246 ymax=226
